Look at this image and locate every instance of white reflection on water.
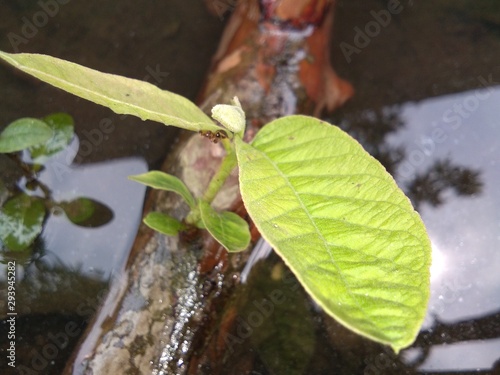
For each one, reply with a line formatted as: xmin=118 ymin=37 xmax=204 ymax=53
xmin=429 ymin=240 xmax=446 ymax=283
xmin=38 ymin=137 xmax=148 ymax=280
xmin=388 ymin=85 xmax=500 ymax=371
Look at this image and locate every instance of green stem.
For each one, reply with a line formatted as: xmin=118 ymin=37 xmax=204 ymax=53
xmin=185 ymin=139 xmax=238 ymax=227
xmin=202 ymin=148 xmax=237 ymax=204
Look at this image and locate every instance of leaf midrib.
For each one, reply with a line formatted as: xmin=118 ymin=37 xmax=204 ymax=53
xmin=253 ymin=145 xmax=379 ymax=328
xmin=3 ymin=53 xmax=211 ymax=130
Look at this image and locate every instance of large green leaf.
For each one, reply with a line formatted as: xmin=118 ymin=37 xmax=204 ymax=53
xmin=235 ymin=115 xmax=431 ymax=352
xmin=0 ymin=118 xmax=53 ymax=153
xmin=199 ymin=201 xmax=250 ymax=252
xmin=0 ymin=51 xmax=220 ymax=133
xmin=129 ymin=171 xmax=196 ymax=209
xmin=0 ymin=194 xmax=45 ymax=251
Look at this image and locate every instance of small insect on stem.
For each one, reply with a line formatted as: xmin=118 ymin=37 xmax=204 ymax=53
xmin=199 ymin=129 xmax=228 ymax=144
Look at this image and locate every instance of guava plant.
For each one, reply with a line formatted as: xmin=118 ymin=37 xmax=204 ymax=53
xmin=0 ymin=51 xmax=431 ymax=352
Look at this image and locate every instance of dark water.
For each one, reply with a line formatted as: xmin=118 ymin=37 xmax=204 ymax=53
xmin=1 ymin=0 xmax=500 ymax=374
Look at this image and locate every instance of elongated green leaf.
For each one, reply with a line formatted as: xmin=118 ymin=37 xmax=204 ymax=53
xmin=129 ymin=171 xmax=196 ymax=209
xmin=30 ymin=113 xmax=74 ymax=162
xmin=199 ymin=201 xmax=250 ymax=252
xmin=0 ymin=118 xmax=53 ymax=153
xmin=0 ymin=51 xmax=220 ymax=133
xmin=143 ymin=212 xmax=185 ymax=236
xmin=235 ymin=115 xmax=431 ymax=352
xmin=0 ymin=194 xmax=45 ymax=251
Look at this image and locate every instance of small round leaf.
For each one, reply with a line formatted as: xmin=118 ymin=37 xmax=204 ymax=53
xmin=199 ymin=200 xmax=250 ymax=252
xmin=0 ymin=118 xmax=53 ymax=153
xmin=0 ymin=194 xmax=46 ymax=251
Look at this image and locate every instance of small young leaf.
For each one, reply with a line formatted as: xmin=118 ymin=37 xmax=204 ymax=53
xmin=0 ymin=51 xmax=221 ymax=133
xmin=143 ymin=212 xmax=185 ymax=236
xmin=0 ymin=118 xmax=53 ymax=153
xmin=0 ymin=194 xmax=45 ymax=251
xmin=235 ymin=115 xmax=431 ymax=352
xmin=58 ymin=197 xmax=113 ymax=228
xmin=199 ymin=201 xmax=250 ymax=252
xmin=29 ymin=113 xmax=74 ymax=162
xmin=129 ymin=171 xmax=196 ymax=209
xmin=211 ymin=96 xmax=245 ymax=133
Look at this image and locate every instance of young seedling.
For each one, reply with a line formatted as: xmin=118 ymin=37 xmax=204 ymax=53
xmin=0 ymin=51 xmax=431 ymax=352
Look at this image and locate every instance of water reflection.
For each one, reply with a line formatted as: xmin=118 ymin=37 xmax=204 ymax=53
xmin=37 ymin=140 xmax=148 ymax=279
xmin=406 ymin=158 xmax=483 ymax=210
xmin=0 ymin=136 xmax=147 ymax=373
xmin=1 ymin=135 xmax=147 ymax=289
xmin=382 ymin=87 xmax=500 ymax=372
